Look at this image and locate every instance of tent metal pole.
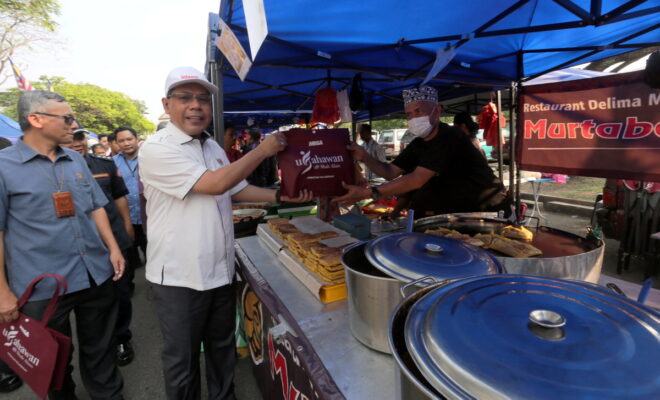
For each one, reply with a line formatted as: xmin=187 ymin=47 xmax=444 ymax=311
xmin=211 ymin=60 xmax=224 ymax=145
xmin=515 ymin=81 xmax=522 ymax=218
xmin=508 ymin=82 xmax=516 ymax=201
xmin=496 ymin=90 xmax=504 ymax=181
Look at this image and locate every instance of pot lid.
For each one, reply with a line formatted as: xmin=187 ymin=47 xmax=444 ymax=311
xmin=404 ymin=275 xmax=660 ymax=400
xmin=364 ymin=232 xmax=503 ymax=283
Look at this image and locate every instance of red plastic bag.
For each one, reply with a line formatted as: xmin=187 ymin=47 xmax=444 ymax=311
xmin=278 ymin=129 xmax=355 ymax=198
xmin=0 ymin=274 xmax=70 ymax=399
xmin=311 ymin=87 xmax=340 ymax=125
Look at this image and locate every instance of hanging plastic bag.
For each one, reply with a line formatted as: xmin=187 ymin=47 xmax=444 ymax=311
xmin=311 ymin=87 xmax=340 ymax=125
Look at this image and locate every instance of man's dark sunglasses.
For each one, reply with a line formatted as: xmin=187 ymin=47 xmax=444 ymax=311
xmin=33 ymin=112 xmax=76 ymax=125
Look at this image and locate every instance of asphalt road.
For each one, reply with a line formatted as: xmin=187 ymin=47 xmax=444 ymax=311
xmin=3 ymin=209 xmax=653 ymax=399
xmin=4 ymin=267 xmax=263 ymax=400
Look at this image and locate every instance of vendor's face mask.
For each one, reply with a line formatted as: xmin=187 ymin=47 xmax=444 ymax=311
xmin=408 ymin=116 xmax=434 ymax=138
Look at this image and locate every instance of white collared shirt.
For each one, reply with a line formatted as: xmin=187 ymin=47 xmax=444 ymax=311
xmin=138 ymin=123 xmax=247 ymax=290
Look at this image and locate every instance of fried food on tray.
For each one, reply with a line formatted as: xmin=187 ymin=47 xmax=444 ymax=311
xmin=272 ymin=224 xmax=299 ymax=238
xmin=489 ymin=236 xmax=542 ymax=258
xmin=501 ymin=225 xmax=534 ymax=241
xmin=267 ymin=218 xmax=290 ymax=228
xmin=425 ymin=227 xmax=457 ymax=236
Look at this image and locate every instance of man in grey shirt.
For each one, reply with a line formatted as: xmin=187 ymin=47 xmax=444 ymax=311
xmin=359 ymin=124 xmax=386 ymax=181
xmin=0 ymin=91 xmax=125 ymax=400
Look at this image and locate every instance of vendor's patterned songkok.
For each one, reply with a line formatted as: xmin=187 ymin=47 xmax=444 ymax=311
xmin=402 ymin=86 xmax=438 ymax=105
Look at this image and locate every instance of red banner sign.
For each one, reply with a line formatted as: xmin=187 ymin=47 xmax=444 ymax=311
xmin=518 ymin=71 xmax=660 ymax=181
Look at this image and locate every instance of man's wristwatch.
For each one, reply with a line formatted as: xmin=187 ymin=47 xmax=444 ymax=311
xmin=370 ymin=186 xmax=382 ymax=201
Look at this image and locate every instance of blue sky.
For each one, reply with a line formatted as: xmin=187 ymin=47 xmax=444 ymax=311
xmin=3 ymin=0 xmax=219 ymax=124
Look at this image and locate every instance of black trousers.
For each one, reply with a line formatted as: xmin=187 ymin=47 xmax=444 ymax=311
xmin=151 ymin=283 xmax=236 ymax=400
xmin=114 ymin=248 xmax=133 ymax=344
xmin=126 ymin=224 xmax=147 ymax=267
xmin=21 ymin=279 xmax=124 ymax=400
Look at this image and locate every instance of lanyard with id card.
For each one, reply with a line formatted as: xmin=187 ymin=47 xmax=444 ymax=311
xmin=52 ymin=191 xmax=75 ymax=217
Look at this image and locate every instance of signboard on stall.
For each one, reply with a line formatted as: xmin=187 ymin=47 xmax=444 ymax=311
xmin=518 ymin=71 xmax=660 ymax=181
xmin=216 ymin=19 xmax=252 ymax=81
xmin=236 ymin=266 xmax=343 ymax=400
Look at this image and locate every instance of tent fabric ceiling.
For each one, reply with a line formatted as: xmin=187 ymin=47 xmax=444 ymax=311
xmin=208 ymin=0 xmax=659 ymax=118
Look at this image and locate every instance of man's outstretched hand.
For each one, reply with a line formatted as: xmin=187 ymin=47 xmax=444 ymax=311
xmin=331 ymin=182 xmax=371 ymax=206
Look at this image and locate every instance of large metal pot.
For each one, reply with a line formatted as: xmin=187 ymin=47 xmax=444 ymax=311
xmin=389 ymin=275 xmax=660 ymax=400
xmin=414 ymin=214 xmax=605 ymax=283
xmin=342 ymin=233 xmax=503 ymax=354
xmin=342 ymin=242 xmax=402 ymax=353
xmin=389 ymin=280 xmax=449 ymax=400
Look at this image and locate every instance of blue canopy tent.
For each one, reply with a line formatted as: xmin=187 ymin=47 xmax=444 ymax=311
xmin=0 ymin=114 xmax=22 ymax=144
xmin=206 ymin=0 xmax=658 ymax=212
xmin=207 ymin=0 xmax=658 ymax=125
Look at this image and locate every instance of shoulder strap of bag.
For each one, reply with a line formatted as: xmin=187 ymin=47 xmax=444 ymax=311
xmin=17 ymin=274 xmax=68 ymax=326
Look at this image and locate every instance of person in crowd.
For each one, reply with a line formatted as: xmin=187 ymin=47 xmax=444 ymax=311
xmin=108 ymin=132 xmax=121 ymax=156
xmin=0 ymin=137 xmax=21 ymax=394
xmin=0 ymin=90 xmax=125 ymax=399
xmin=65 ymin=130 xmax=136 ymax=367
xmin=243 ymin=129 xmax=278 ymax=187
xmin=91 ymin=143 xmax=108 ymax=156
xmin=113 ymin=127 xmax=147 ymax=270
xmin=97 ymin=134 xmax=112 ymax=156
xmin=334 ymin=86 xmax=511 ymax=218
xmin=358 ymin=124 xmax=386 ymax=181
xmin=454 ymin=112 xmax=485 ymax=157
xmin=223 ymin=121 xmax=243 ymax=162
xmin=139 ymin=66 xmax=312 ymax=400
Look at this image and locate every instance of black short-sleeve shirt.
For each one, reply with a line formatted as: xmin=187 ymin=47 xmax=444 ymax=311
xmin=392 ymin=123 xmax=510 ymax=217
xmin=84 ymin=154 xmax=133 ymax=249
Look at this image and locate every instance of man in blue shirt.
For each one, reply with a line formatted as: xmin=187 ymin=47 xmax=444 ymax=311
xmin=0 ymin=91 xmax=125 ymax=400
xmin=112 ymin=127 xmax=146 ymax=274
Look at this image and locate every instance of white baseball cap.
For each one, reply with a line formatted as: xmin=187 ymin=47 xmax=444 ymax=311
xmin=164 ymin=66 xmax=218 ymax=95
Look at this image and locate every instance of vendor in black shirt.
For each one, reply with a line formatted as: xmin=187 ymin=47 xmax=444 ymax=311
xmin=334 ymin=86 xmax=511 ymax=218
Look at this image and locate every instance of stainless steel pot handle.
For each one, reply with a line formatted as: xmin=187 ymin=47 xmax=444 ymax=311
xmin=400 ymin=276 xmax=438 ymax=298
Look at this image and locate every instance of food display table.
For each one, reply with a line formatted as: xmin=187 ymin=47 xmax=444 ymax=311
xmin=234 ymin=235 xmax=394 ymax=400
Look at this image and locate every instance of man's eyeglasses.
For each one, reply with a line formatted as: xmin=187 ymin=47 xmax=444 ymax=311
xmin=167 ymin=92 xmax=212 ymax=105
xmin=33 ymin=112 xmax=76 ymax=125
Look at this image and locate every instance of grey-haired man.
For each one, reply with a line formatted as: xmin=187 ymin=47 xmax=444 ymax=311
xmin=0 ymin=90 xmax=125 ymax=399
xmin=334 ymin=86 xmax=511 ymax=217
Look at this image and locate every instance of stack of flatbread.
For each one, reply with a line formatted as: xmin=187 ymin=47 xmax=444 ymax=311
xmin=296 ymin=242 xmax=345 ymax=284
xmin=268 ymin=218 xmax=299 ymax=240
xmin=267 ymin=218 xmax=346 ymax=284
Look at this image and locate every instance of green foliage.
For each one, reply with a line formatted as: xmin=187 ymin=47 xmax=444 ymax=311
xmin=1 ymin=0 xmax=61 ymax=85
xmin=0 ymin=0 xmax=60 ymax=31
xmin=0 ymin=76 xmax=155 ymax=136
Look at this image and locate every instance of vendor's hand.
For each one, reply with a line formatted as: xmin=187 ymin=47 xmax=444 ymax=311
xmin=281 ymin=189 xmax=314 ymax=203
xmin=347 ymin=143 xmax=367 ymax=161
xmin=110 ymin=248 xmax=126 ymax=281
xmin=258 ymin=132 xmax=287 ymax=157
xmin=331 ymin=182 xmax=371 ymax=205
xmin=0 ymin=289 xmax=19 ymax=323
xmin=356 ymin=175 xmax=368 ymax=188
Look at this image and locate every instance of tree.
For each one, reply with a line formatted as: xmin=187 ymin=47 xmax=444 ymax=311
xmin=0 ymin=0 xmax=61 ymax=85
xmin=0 ymin=76 xmax=155 ymax=135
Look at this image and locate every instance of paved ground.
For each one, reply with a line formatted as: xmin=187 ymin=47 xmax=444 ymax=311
xmin=4 ymin=209 xmax=655 ymax=399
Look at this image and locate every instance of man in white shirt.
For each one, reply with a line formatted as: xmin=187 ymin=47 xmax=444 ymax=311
xmin=359 ymin=124 xmax=385 ymax=181
xmin=139 ymin=66 xmax=311 ymax=400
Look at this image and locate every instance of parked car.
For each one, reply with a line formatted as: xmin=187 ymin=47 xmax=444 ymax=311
xmin=378 ymin=129 xmax=408 ymax=159
xmin=398 ymin=130 xmax=415 ymax=153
